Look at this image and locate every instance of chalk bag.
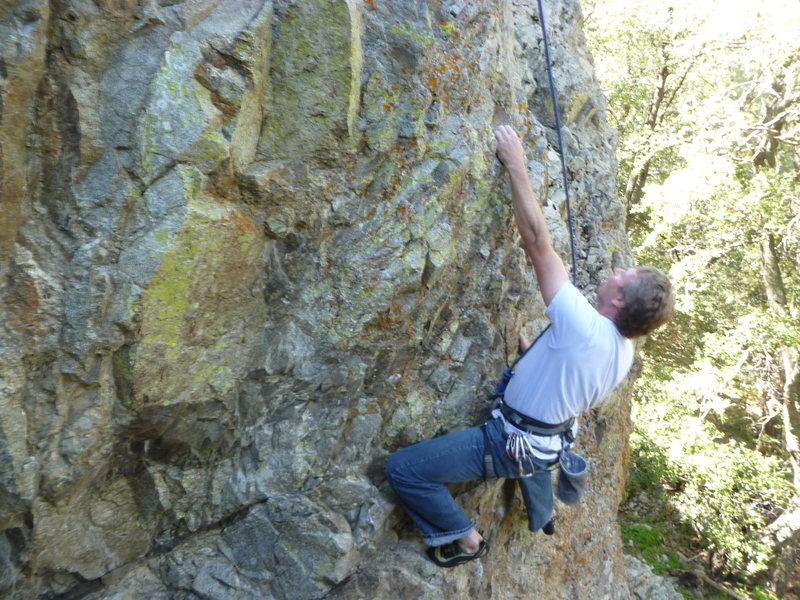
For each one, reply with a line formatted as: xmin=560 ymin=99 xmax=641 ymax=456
xmin=556 ymin=450 xmax=588 ymax=505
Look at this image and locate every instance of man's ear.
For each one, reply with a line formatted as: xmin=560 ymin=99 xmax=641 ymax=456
xmin=611 ymin=294 xmax=625 ymax=310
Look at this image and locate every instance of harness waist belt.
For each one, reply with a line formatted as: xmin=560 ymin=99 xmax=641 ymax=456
xmin=499 ymin=401 xmax=574 ymax=437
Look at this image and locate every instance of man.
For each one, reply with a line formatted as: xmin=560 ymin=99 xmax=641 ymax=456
xmin=385 ymin=125 xmax=674 ymax=568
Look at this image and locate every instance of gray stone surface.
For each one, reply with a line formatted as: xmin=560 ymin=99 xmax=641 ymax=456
xmin=625 ymin=555 xmax=685 ymax=600
xmin=0 ymin=0 xmax=640 ymax=598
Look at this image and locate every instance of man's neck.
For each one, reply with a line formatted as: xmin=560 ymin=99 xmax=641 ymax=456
xmin=596 ymin=303 xmax=618 ymax=322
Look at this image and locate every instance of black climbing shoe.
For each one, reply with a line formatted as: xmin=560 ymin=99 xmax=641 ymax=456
xmin=425 ymin=540 xmax=489 ymax=568
xmin=542 ymin=520 xmax=555 ymax=535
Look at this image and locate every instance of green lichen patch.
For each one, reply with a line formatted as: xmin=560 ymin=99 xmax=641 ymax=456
xmin=258 ymin=0 xmax=362 ymax=160
xmin=228 ymin=3 xmax=273 ymax=70
xmin=139 ymin=39 xmax=228 ymax=182
xmin=362 ymin=70 xmax=401 ymax=153
xmin=384 ymin=389 xmax=433 ymax=443
xmin=133 ymin=196 xmax=265 ymax=408
xmin=438 ymin=21 xmax=456 ymax=37
xmin=389 ymin=20 xmax=434 ymax=49
xmin=565 ymin=91 xmax=593 ymax=125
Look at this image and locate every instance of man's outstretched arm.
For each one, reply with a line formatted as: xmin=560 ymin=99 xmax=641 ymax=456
xmin=494 ymin=125 xmax=568 ymax=305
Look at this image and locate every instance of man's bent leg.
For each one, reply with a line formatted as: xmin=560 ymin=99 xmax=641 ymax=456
xmin=386 ymin=425 xmax=486 ymax=547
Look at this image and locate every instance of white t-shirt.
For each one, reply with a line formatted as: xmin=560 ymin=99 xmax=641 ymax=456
xmin=496 ymin=281 xmax=634 ymax=458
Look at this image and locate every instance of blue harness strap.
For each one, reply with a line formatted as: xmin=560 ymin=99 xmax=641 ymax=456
xmin=494 ymin=324 xmax=551 ymax=396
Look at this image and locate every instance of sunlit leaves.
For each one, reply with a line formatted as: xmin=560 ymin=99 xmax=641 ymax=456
xmin=630 ymin=361 xmax=793 ymax=575
xmin=585 ymin=0 xmax=800 ymax=584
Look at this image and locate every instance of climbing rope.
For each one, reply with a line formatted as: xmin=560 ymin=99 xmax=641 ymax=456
xmin=536 ymin=0 xmax=578 ymax=286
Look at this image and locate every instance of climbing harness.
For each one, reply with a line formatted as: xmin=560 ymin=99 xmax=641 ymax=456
xmin=498 ymin=396 xmax=574 ymax=438
xmin=499 ymin=399 xmax=575 ymax=478
xmin=536 ymin=0 xmax=578 ymax=286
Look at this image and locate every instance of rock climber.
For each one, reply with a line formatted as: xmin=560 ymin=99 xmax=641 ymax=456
xmin=385 ymin=125 xmax=674 ymax=568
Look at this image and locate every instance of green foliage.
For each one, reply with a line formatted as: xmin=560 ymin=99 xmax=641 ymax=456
xmin=585 ymin=0 xmax=800 ymax=592
xmin=626 ymin=426 xmax=680 ymax=495
xmin=631 ymin=362 xmax=793 ymax=576
xmin=752 ymin=587 xmax=781 ymax=600
xmin=622 ymin=523 xmax=685 ymax=575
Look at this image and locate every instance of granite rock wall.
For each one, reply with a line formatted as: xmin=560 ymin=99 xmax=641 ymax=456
xmin=0 ymin=1 xmax=635 ymax=598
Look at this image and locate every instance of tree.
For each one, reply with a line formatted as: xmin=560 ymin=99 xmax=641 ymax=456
xmin=745 ymin=50 xmax=800 ymax=598
xmin=584 ymin=1 xmax=800 ymax=596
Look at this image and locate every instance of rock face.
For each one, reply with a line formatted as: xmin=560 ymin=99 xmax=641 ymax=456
xmin=0 ymin=1 xmax=635 ymax=598
xmin=625 ymin=556 xmax=684 ymax=600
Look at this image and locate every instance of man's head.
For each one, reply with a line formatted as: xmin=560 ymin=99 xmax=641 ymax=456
xmin=596 ymin=266 xmax=674 ymax=338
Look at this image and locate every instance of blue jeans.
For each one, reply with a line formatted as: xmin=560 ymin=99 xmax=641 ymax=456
xmin=386 ymin=416 xmax=554 ymax=547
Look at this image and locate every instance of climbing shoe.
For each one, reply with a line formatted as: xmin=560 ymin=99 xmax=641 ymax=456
xmin=542 ymin=520 xmax=555 ymax=535
xmin=425 ymin=540 xmax=489 ymax=568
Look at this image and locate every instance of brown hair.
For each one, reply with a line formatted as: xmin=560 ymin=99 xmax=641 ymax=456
xmin=614 ymin=267 xmax=674 ymax=338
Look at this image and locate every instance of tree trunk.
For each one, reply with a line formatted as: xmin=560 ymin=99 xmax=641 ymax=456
xmin=624 ymin=63 xmax=669 ymax=207
xmin=759 ymin=233 xmax=800 ymax=596
xmin=752 ymin=50 xmax=800 ymax=170
xmin=781 ymin=349 xmax=800 ymax=492
xmin=759 ymin=235 xmax=800 ymax=487
xmin=774 ymin=543 xmax=797 ymax=599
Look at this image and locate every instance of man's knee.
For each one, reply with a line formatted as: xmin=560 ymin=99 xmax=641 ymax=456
xmin=385 ymin=446 xmax=416 ymax=489
xmin=385 ymin=450 xmax=402 ymax=487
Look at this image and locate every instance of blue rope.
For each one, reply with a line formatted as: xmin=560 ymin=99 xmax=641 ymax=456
xmin=536 ymin=0 xmax=578 ymax=286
